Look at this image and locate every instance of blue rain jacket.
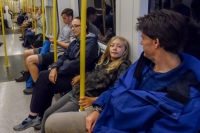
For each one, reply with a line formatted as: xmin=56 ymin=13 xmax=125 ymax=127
xmin=93 ymin=53 xmax=200 ymax=133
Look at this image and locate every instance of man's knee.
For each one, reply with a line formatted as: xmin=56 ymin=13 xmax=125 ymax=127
xmin=26 ymin=55 xmax=39 ymax=65
xmin=24 ymin=49 xmax=34 ymax=58
xmin=45 ymin=114 xmax=59 ymax=133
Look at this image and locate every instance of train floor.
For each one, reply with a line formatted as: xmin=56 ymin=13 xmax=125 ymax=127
xmin=0 ymin=22 xmax=57 ymax=133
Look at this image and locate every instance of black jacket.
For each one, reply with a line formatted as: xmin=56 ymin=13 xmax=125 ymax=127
xmin=51 ymin=33 xmax=99 ymax=76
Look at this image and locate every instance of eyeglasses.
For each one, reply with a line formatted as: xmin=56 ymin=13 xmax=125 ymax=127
xmin=70 ymin=25 xmax=81 ymax=29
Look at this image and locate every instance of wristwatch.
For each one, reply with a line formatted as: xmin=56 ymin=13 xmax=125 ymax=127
xmin=93 ymin=106 xmax=102 ymax=113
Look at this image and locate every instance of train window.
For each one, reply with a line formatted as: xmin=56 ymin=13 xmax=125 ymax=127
xmin=79 ymin=0 xmax=116 ymax=44
xmin=148 ymin=0 xmax=192 ymax=18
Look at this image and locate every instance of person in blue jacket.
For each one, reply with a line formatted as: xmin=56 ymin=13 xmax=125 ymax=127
xmin=86 ymin=9 xmax=200 ymax=133
xmin=13 ymin=17 xmax=99 ymax=131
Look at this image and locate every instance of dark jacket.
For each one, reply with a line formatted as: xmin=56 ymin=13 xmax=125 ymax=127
xmin=51 ymin=33 xmax=99 ymax=76
xmin=72 ymin=60 xmax=132 ymax=100
xmin=93 ymin=53 xmax=200 ymax=133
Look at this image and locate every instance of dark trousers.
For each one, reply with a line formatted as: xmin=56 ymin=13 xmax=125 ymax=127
xmin=30 ymin=70 xmax=74 ymax=118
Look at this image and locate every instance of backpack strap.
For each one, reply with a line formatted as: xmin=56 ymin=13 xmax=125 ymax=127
xmin=133 ymin=52 xmax=151 ymax=82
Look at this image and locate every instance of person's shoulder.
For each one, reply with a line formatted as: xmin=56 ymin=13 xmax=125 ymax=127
xmin=120 ymin=60 xmax=132 ymax=67
xmin=63 ymin=24 xmax=71 ymax=30
xmin=86 ymin=33 xmax=98 ymax=41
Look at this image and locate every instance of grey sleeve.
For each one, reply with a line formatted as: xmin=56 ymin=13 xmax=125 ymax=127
xmin=57 ymin=27 xmax=72 ymax=43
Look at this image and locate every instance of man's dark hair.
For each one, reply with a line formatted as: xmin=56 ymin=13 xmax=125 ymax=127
xmin=136 ymin=9 xmax=188 ymax=54
xmin=61 ymin=8 xmax=73 ymax=18
xmin=87 ymin=7 xmax=97 ymax=18
xmin=74 ymin=17 xmax=89 ymax=33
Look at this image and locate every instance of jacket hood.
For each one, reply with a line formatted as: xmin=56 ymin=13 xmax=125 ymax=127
xmin=71 ymin=32 xmax=97 ymax=43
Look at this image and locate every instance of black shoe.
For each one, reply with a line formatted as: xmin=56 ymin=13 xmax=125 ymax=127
xmin=15 ymin=71 xmax=30 ymax=82
xmin=0 ymin=42 xmax=3 ymax=46
xmin=34 ymin=123 xmax=41 ymax=130
xmin=23 ymin=88 xmax=34 ymax=95
xmin=19 ymin=36 xmax=23 ymax=38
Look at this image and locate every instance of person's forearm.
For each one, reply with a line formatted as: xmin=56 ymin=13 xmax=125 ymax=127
xmin=57 ymin=41 xmax=70 ymax=49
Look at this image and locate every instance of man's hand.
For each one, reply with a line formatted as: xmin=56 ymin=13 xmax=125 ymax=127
xmin=86 ymin=111 xmax=100 ymax=133
xmin=49 ymin=68 xmax=57 ymax=84
xmin=71 ymin=75 xmax=80 ymax=86
xmin=49 ymin=38 xmax=54 ymax=44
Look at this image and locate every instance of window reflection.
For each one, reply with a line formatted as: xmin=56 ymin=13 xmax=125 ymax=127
xmin=148 ymin=0 xmax=192 ymax=18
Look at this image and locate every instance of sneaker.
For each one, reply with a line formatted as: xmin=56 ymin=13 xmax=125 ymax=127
xmin=13 ymin=116 xmax=41 ymax=131
xmin=34 ymin=123 xmax=41 ymax=130
xmin=23 ymin=88 xmax=34 ymax=95
xmin=15 ymin=71 xmax=30 ymax=82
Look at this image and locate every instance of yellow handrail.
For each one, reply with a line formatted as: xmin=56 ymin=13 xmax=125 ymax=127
xmin=26 ymin=0 xmax=29 ymax=8
xmin=22 ymin=0 xmax=24 ymax=12
xmin=42 ymin=0 xmax=45 ymax=41
xmin=53 ymin=0 xmax=57 ymax=62
xmin=80 ymin=0 xmax=87 ymax=111
xmin=34 ymin=0 xmax=36 ymax=34
xmin=0 ymin=0 xmax=9 ymax=67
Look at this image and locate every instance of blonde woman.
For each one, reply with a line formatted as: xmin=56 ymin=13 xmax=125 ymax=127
xmin=43 ymin=36 xmax=132 ymax=133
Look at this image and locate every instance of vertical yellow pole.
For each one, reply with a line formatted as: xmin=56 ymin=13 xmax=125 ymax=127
xmin=25 ymin=0 xmax=27 ymax=12
xmin=0 ymin=0 xmax=9 ymax=67
xmin=27 ymin=0 xmax=29 ymax=8
xmin=42 ymin=0 xmax=45 ymax=41
xmin=53 ymin=0 xmax=57 ymax=62
xmin=33 ymin=0 xmax=36 ymax=34
xmin=80 ymin=0 xmax=87 ymax=111
xmin=22 ymin=0 xmax=24 ymax=12
xmin=12 ymin=0 xmax=14 ymax=31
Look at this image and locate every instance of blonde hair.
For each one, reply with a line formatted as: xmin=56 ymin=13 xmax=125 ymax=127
xmin=97 ymin=36 xmax=130 ymax=72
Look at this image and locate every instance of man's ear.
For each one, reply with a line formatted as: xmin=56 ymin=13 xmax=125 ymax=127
xmin=154 ymin=38 xmax=160 ymax=48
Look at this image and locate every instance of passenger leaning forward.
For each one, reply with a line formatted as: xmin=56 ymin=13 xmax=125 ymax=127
xmin=13 ymin=17 xmax=99 ymax=131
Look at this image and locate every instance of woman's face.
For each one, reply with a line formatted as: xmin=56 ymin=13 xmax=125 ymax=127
xmin=71 ymin=19 xmax=81 ymax=38
xmin=109 ymin=38 xmax=126 ymax=60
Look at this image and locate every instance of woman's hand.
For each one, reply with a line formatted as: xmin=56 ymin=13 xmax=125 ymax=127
xmin=71 ymin=75 xmax=80 ymax=86
xmin=79 ymin=97 xmax=98 ymax=108
xmin=49 ymin=68 xmax=57 ymax=84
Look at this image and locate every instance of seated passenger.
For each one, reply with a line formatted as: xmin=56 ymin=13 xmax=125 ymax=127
xmin=43 ymin=9 xmax=200 ymax=133
xmin=38 ymin=36 xmax=131 ymax=132
xmin=19 ymin=7 xmax=33 ymax=39
xmin=84 ymin=9 xmax=200 ymax=133
xmin=13 ymin=16 xmax=99 ymax=131
xmin=87 ymin=7 xmax=111 ymax=42
xmin=0 ymin=10 xmax=11 ymax=29
xmin=23 ymin=7 xmax=43 ymax=47
xmin=15 ymin=8 xmax=74 ymax=94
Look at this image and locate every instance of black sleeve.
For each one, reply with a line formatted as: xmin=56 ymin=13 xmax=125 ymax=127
xmin=57 ymin=38 xmax=98 ymax=75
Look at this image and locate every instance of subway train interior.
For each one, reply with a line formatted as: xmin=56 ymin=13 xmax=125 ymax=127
xmin=0 ymin=0 xmax=200 ymax=132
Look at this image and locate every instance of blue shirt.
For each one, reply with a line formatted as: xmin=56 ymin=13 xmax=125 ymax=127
xmin=138 ymin=60 xmax=188 ymax=91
